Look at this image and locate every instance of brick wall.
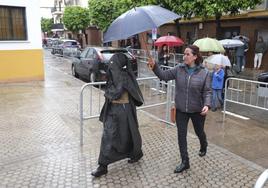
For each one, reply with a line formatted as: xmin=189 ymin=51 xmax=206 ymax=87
xmin=175 ymin=18 xmax=268 ymax=71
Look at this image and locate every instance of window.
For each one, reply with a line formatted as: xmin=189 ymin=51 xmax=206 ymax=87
xmin=258 ymin=30 xmax=268 ymax=46
xmin=0 ymin=6 xmax=27 ymax=40
xmin=220 ymin=27 xmax=240 ymax=39
xmin=80 ymin=47 xmax=89 ymax=58
xmin=186 ymin=31 xmax=195 ymax=44
xmin=64 ymin=41 xmax=77 ymax=46
xmin=86 ymin=49 xmax=94 ymax=58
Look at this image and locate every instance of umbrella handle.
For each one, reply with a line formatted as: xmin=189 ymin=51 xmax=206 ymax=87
xmin=147 ymin=57 xmax=154 ymax=70
xmin=147 ymin=57 xmax=155 ymax=70
xmin=141 ymin=33 xmax=154 ymax=70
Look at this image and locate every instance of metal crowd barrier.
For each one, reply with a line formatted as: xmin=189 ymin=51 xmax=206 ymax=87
xmin=79 ymin=76 xmax=174 ymax=145
xmin=130 ymin=51 xmax=183 ymax=78
xmin=129 ymin=49 xmax=184 ymax=67
xmin=130 ymin=49 xmax=148 ymax=60
xmin=254 ymin=169 xmax=268 ymax=188
xmin=223 ymin=77 xmax=268 ymax=119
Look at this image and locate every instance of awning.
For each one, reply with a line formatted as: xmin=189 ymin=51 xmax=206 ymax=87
xmin=51 ymin=23 xmax=64 ymax=32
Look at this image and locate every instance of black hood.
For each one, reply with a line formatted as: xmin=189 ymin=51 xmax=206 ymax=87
xmin=104 ymin=53 xmax=143 ymax=106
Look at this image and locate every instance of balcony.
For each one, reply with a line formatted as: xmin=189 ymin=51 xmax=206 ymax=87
xmin=51 ymin=7 xmax=63 ymax=16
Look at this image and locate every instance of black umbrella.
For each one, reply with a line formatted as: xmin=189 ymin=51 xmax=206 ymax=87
xmin=103 ymin=5 xmax=181 ymax=43
xmin=104 ymin=5 xmax=181 ymax=69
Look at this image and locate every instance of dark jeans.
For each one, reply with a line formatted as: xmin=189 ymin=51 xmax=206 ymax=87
xmin=175 ymin=110 xmax=208 ymax=162
xmin=212 ymin=89 xmax=223 ymax=110
xmin=236 ymin=55 xmax=245 ymax=72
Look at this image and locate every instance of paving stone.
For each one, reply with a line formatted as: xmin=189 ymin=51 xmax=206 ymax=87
xmin=0 ymin=63 xmax=267 ymax=188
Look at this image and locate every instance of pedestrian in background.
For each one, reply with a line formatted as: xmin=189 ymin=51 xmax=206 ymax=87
xmin=235 ymin=36 xmax=248 ymax=73
xmin=254 ymin=36 xmax=267 ymax=69
xmin=147 ymin=45 xmax=212 ymax=173
xmin=222 ymin=52 xmax=234 ymax=100
xmin=158 ymin=44 xmax=170 ymax=69
xmin=91 ymin=53 xmax=144 ymax=177
xmin=211 ymin=64 xmax=225 ymax=111
xmin=202 ymin=51 xmax=217 ymax=72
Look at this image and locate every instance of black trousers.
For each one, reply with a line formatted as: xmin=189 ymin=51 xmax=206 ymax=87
xmin=175 ymin=110 xmax=208 ymax=162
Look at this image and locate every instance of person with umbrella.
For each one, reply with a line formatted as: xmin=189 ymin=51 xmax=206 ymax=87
xmin=158 ymin=44 xmax=170 ymax=69
xmin=147 ymin=45 xmax=212 ymax=173
xmin=91 ymin=53 xmax=144 ymax=177
xmin=155 ymin=35 xmax=184 ymax=68
xmin=211 ymin=63 xmax=225 ymax=111
xmin=235 ymin=36 xmax=249 ymax=73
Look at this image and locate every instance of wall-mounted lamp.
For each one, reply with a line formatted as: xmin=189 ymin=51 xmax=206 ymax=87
xmin=199 ymin=23 xmax=203 ymax=30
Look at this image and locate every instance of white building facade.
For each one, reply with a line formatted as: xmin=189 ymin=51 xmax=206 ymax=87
xmin=0 ymin=0 xmax=44 ymax=82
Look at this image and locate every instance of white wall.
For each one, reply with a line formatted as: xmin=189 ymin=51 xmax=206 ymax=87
xmin=80 ymin=0 xmax=88 ymax=8
xmin=0 ymin=0 xmax=42 ymax=50
xmin=256 ymin=0 xmax=268 ymax=9
xmin=40 ymin=0 xmax=54 ymax=18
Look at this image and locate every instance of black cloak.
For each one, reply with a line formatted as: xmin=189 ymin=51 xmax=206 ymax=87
xmin=98 ymin=53 xmax=144 ymax=166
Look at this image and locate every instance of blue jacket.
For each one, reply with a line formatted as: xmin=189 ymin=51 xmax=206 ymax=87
xmin=212 ymin=69 xmax=225 ymax=89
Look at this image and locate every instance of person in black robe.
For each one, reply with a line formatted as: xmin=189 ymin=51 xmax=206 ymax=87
xmin=91 ymin=52 xmax=144 ymax=177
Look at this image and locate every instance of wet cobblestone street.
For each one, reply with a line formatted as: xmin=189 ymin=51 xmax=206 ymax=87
xmin=0 ymin=60 xmax=267 ymax=187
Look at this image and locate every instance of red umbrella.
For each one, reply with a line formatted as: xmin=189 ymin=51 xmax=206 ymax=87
xmin=154 ymin=35 xmax=184 ymax=47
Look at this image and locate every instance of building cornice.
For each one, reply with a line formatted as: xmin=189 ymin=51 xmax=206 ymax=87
xmin=179 ymin=9 xmax=268 ymax=24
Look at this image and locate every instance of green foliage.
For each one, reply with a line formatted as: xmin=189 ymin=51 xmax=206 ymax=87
xmin=88 ymin=0 xmax=115 ymax=31
xmin=170 ymin=0 xmax=263 ymax=19
xmin=63 ymin=6 xmax=90 ymax=32
xmin=41 ymin=17 xmax=53 ymax=33
xmin=88 ymin=0 xmax=152 ymax=31
xmin=88 ymin=0 xmax=262 ymax=32
xmin=169 ymin=0 xmax=262 ymax=38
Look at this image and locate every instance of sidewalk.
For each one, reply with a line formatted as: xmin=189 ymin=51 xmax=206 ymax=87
xmin=237 ymin=68 xmax=265 ymax=80
xmin=0 ymin=63 xmax=267 ymax=187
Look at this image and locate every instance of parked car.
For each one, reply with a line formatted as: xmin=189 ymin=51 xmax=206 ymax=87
xmin=257 ymin=72 xmax=268 ymax=97
xmin=71 ymin=47 xmax=138 ymax=82
xmin=43 ymin=38 xmax=59 ymax=48
xmin=257 ymin=72 xmax=268 ymax=87
xmin=51 ymin=39 xmax=80 ymax=56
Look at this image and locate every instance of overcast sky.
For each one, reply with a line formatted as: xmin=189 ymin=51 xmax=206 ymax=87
xmin=40 ymin=0 xmax=54 ymax=18
xmin=39 ymin=0 xmax=89 ymax=18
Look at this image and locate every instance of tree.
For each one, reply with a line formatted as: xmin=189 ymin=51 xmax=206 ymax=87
xmin=147 ymin=0 xmax=183 ymax=39
xmin=171 ymin=0 xmax=262 ymax=39
xmin=41 ymin=17 xmax=53 ymax=34
xmin=63 ymin=6 xmax=90 ymax=33
xmin=88 ymin=0 xmax=149 ymax=31
xmin=88 ymin=0 xmax=115 ymax=31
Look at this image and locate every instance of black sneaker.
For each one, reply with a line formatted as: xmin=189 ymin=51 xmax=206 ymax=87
xmin=91 ymin=165 xmax=108 ymax=177
xmin=128 ymin=152 xmax=143 ymax=164
xmin=174 ymin=162 xmax=190 ymax=173
xmin=199 ymin=148 xmax=207 ymax=157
